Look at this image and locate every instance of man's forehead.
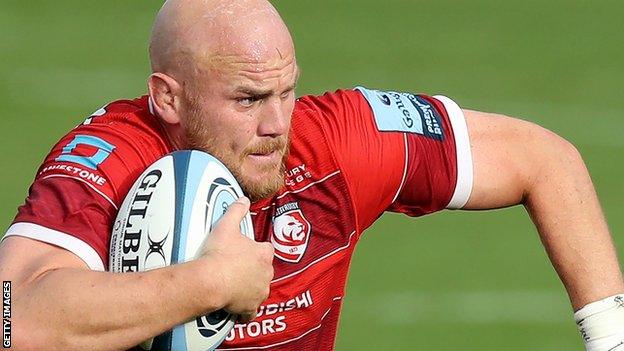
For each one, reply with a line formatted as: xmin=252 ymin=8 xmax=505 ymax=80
xmin=235 ymin=64 xmax=300 ymax=93
xmin=200 ymin=49 xmax=295 ymax=69
xmin=200 ymin=51 xmax=299 ymax=88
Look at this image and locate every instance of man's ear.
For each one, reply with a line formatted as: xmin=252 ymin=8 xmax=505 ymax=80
xmin=148 ymin=73 xmax=183 ymax=125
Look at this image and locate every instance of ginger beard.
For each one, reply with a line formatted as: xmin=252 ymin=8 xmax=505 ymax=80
xmin=182 ymin=93 xmax=290 ymax=202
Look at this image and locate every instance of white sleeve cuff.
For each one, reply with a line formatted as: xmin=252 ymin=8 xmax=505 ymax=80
xmin=3 ymin=222 xmax=105 ymax=271
xmin=574 ymin=294 xmax=624 ymax=351
xmin=433 ymin=95 xmax=474 ymax=209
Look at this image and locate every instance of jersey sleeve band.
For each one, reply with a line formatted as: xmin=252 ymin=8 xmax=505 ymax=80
xmin=433 ymin=95 xmax=474 ymax=209
xmin=3 ymin=222 xmax=105 ymax=271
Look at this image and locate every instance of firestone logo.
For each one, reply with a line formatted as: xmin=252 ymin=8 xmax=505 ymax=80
xmin=271 ymin=202 xmax=311 ymax=263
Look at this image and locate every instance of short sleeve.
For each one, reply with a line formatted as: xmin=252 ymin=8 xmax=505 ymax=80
xmin=6 ymin=177 xmax=116 ymax=271
xmin=310 ymin=88 xmax=473 ymax=232
xmin=4 ymin=101 xmax=168 ymax=270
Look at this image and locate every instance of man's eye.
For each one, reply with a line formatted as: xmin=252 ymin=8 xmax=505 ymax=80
xmin=237 ymin=97 xmax=258 ymax=107
xmin=280 ymin=90 xmax=293 ymax=99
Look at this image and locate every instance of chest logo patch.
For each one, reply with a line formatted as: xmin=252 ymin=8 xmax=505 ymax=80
xmin=271 ymin=202 xmax=311 ymax=263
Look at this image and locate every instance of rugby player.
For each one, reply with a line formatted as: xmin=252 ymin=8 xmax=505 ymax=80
xmin=1 ymin=0 xmax=623 ymax=350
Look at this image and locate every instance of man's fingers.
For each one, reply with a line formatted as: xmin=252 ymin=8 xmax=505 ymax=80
xmin=212 ymin=197 xmax=250 ymax=234
xmin=260 ymin=242 xmax=275 ymax=263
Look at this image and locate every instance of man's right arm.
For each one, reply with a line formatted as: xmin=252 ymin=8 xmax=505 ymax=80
xmin=0 ymin=198 xmax=274 ymax=351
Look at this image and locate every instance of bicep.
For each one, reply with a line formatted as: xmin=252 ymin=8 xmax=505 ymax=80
xmin=0 ymin=236 xmax=88 ymax=290
xmin=462 ymin=109 xmax=565 ymax=210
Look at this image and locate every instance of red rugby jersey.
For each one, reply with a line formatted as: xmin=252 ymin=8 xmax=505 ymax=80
xmin=5 ymin=88 xmax=472 ymax=350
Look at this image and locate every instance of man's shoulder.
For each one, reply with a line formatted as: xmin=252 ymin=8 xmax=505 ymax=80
xmin=277 ymin=90 xmax=365 ymax=199
xmin=290 ymin=88 xmax=367 ymax=146
xmin=34 ymin=95 xmax=173 ymax=204
xmin=58 ymin=95 xmax=172 ymax=158
xmin=294 ymin=89 xmax=364 ymax=116
xmin=82 ymin=96 xmax=167 ymax=137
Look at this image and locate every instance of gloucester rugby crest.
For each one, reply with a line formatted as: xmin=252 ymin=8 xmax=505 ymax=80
xmin=271 ymin=202 xmax=311 ymax=263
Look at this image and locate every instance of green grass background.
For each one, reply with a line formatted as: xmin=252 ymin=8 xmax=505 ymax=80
xmin=1 ymin=1 xmax=623 ymax=350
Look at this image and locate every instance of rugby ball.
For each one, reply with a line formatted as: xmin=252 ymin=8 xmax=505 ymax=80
xmin=109 ymin=150 xmax=254 ymax=351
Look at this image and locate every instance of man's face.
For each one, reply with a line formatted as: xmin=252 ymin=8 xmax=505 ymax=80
xmin=180 ymin=53 xmax=298 ymax=201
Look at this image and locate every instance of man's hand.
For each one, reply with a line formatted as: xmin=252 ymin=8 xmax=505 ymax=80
xmin=199 ymin=197 xmax=274 ymax=321
xmin=0 ymin=197 xmax=273 ymax=351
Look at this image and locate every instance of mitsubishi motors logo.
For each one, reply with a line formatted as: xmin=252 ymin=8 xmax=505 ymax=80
xmin=271 ymin=202 xmax=311 ymax=263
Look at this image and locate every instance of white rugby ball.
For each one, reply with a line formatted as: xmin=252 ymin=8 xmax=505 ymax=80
xmin=109 ymin=150 xmax=254 ymax=351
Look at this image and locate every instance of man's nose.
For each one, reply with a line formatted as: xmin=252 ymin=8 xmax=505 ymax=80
xmin=257 ymin=97 xmax=288 ymax=138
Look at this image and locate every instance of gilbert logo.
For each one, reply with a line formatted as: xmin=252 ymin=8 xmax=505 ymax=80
xmin=271 ymin=202 xmax=311 ymax=263
xmin=145 ymin=228 xmax=169 ymax=264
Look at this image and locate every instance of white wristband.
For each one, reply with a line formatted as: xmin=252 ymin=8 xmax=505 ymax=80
xmin=574 ymin=294 xmax=624 ymax=351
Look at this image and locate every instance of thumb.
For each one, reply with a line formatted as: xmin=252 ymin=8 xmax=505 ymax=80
xmin=211 ymin=197 xmax=250 ymax=235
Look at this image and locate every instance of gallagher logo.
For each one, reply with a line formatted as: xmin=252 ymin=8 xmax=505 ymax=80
xmin=271 ymin=202 xmax=311 ymax=263
xmin=378 ymin=93 xmax=391 ymax=106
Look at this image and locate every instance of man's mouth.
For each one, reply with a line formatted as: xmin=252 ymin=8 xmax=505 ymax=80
xmin=247 ymin=149 xmax=280 ymax=164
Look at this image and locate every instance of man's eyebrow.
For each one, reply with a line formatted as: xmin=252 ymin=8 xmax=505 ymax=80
xmin=283 ymin=81 xmax=297 ymax=92
xmin=234 ymin=87 xmax=273 ymax=96
xmin=234 ymin=69 xmax=300 ymax=96
xmin=280 ymin=72 xmax=300 ymax=93
xmin=292 ymin=67 xmax=301 ymax=89
xmin=234 ymin=81 xmax=299 ymax=97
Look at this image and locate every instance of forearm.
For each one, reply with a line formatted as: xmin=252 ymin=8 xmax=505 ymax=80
xmin=523 ymin=139 xmax=623 ymax=310
xmin=463 ymin=110 xmax=624 ymax=350
xmin=13 ymin=259 xmax=222 ymax=351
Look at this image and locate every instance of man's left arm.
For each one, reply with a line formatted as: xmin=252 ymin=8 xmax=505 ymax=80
xmin=463 ymin=109 xmax=624 ymax=349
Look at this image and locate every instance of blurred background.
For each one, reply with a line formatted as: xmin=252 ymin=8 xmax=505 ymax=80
xmin=1 ymin=1 xmax=623 ymax=350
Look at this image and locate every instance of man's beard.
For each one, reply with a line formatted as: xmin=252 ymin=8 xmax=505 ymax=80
xmin=182 ymin=97 xmax=289 ymax=202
